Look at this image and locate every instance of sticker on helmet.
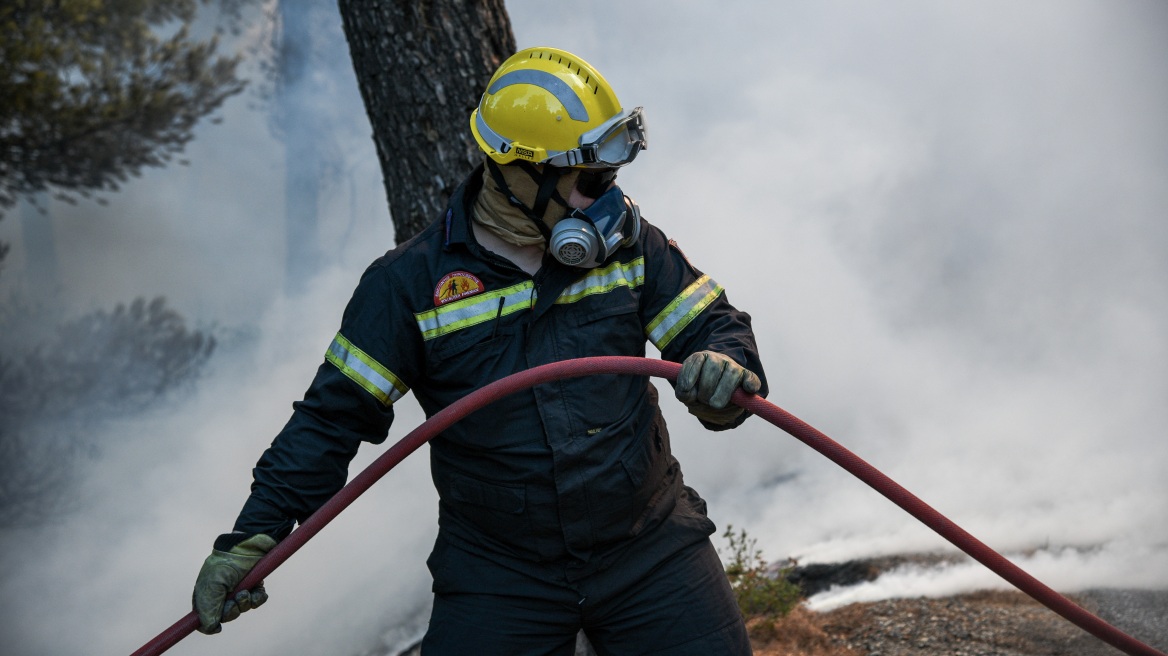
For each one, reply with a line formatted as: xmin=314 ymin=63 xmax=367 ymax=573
xmin=434 ymin=271 xmax=485 ymax=306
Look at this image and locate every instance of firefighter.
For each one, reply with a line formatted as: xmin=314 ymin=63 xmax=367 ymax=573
xmin=193 ymin=47 xmax=767 ymax=655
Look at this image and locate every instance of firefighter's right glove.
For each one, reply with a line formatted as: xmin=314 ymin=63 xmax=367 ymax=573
xmin=674 ymin=351 xmax=762 ymax=426
xmin=192 ymin=533 xmax=277 ymax=634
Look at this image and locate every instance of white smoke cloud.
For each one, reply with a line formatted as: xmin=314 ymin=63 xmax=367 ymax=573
xmin=511 ymin=0 xmax=1168 ymax=595
xmin=0 ymin=267 xmax=438 ymax=655
xmin=806 ymin=540 xmax=1165 ymax=612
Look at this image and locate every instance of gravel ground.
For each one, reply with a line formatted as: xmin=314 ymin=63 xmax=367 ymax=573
xmin=1081 ymin=589 xmax=1168 ymax=652
xmin=753 ymin=588 xmax=1168 ymax=656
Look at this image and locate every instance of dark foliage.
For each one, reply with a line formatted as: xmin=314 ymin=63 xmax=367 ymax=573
xmin=0 ymin=0 xmax=247 ymax=215
xmin=0 ymin=297 xmax=215 ymax=527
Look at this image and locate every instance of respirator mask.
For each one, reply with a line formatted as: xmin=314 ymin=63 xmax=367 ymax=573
xmin=548 ymin=184 xmax=641 ymax=268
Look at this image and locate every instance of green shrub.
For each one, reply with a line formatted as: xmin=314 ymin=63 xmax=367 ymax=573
xmin=721 ymin=525 xmax=802 ymax=621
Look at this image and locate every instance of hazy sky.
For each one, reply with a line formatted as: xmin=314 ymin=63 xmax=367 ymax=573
xmin=1 ymin=1 xmax=1165 ymax=654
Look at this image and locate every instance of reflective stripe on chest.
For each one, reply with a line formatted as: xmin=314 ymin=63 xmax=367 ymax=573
xmin=555 ymin=257 xmax=645 ymax=305
xmin=413 ymin=257 xmax=648 ymax=341
xmin=415 ymin=281 xmax=535 ymax=341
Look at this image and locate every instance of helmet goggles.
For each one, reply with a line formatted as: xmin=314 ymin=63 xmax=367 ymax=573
xmin=545 ymin=107 xmax=648 ymax=169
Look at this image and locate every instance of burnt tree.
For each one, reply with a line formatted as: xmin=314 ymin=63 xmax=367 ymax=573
xmin=337 ymin=0 xmax=515 ymax=243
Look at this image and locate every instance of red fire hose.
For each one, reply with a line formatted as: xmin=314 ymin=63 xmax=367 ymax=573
xmin=131 ymin=356 xmax=1166 ymax=656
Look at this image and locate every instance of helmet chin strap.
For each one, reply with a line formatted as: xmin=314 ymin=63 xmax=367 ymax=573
xmin=484 ymin=159 xmax=571 ymax=242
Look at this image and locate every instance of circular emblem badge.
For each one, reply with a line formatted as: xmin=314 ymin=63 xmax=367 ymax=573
xmin=434 ymin=271 xmax=485 ymax=306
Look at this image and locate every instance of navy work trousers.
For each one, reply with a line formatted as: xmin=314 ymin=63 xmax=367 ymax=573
xmin=420 ymin=535 xmax=751 ymax=655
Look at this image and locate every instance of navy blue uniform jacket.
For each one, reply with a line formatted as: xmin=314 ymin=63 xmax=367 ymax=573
xmin=232 ymin=166 xmax=768 ymax=582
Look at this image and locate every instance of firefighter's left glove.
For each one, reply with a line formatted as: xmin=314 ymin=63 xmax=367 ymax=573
xmin=192 ymin=533 xmax=277 ymax=634
xmin=674 ymin=351 xmax=761 ymax=426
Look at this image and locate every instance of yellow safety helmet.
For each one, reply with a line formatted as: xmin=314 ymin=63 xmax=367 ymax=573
xmin=470 ymin=47 xmax=647 ymax=168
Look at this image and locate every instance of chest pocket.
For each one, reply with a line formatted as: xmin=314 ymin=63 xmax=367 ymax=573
xmin=416 ymin=280 xmax=536 ymax=399
xmin=428 ymin=323 xmax=514 ymax=376
xmin=422 ymin=322 xmax=539 ymax=448
xmin=558 ymin=291 xmax=647 ymax=431
xmin=577 ymin=297 xmax=639 ymax=325
xmin=567 ymin=291 xmax=644 ymax=357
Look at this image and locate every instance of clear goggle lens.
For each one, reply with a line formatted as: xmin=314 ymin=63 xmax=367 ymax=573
xmin=548 ymin=107 xmax=648 ymax=168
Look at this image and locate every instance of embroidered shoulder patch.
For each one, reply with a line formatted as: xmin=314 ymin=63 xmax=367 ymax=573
xmin=434 ymin=271 xmax=485 ymax=306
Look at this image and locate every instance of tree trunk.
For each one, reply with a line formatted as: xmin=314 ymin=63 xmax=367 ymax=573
xmin=336 ymin=4 xmax=604 ymax=653
xmin=337 ymin=0 xmax=515 ymax=244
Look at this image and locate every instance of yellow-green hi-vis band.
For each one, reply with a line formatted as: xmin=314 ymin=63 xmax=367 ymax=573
xmin=325 ymin=333 xmax=409 ymax=406
xmin=415 ymin=281 xmax=536 ymax=341
xmin=646 ymin=274 xmax=723 ymax=350
xmin=555 ymin=257 xmax=645 ymax=305
xmin=325 ymin=266 xmax=718 ymax=402
xmin=415 ymin=259 xmax=648 ymax=341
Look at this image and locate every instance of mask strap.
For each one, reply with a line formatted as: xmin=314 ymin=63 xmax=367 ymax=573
xmin=515 ymin=161 xmax=570 ymax=219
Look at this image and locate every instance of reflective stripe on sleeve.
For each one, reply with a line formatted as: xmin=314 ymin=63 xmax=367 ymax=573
xmin=325 ymin=333 xmax=409 ymax=406
xmin=645 ymin=274 xmax=724 ymax=351
xmin=556 ymin=257 xmax=645 ymax=304
xmin=414 ymin=281 xmax=535 ymax=341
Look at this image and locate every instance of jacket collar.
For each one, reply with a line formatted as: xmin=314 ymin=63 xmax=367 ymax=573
xmin=443 ymin=162 xmax=485 ymax=251
xmin=443 ymin=163 xmax=599 ymax=322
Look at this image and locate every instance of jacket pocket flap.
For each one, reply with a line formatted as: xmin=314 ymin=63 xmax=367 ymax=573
xmin=448 ymin=473 xmax=526 ymax=514
xmin=576 ymin=297 xmax=639 ymax=325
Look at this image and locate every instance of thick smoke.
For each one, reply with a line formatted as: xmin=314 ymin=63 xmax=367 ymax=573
xmin=0 ymin=1 xmax=1164 ymax=654
xmin=511 ymin=0 xmax=1168 ymax=600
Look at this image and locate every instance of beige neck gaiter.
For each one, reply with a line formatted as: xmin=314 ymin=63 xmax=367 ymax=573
xmin=473 ymin=163 xmax=580 ymax=247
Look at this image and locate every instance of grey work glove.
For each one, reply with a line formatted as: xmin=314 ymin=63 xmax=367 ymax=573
xmin=192 ymin=533 xmax=277 ymax=634
xmin=674 ymin=351 xmax=762 ymax=426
